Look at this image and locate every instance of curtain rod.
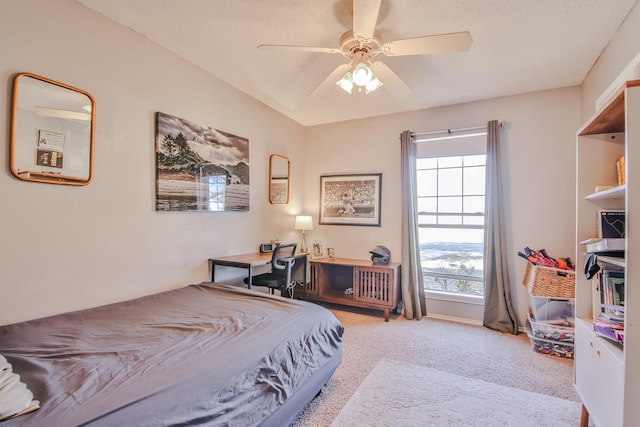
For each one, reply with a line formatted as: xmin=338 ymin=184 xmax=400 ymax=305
xmin=410 ymin=121 xmax=505 ymax=139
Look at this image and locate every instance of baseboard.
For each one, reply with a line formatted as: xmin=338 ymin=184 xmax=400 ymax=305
xmin=426 ymin=313 xmax=530 ymax=335
xmin=426 ymin=312 xmax=483 ymax=326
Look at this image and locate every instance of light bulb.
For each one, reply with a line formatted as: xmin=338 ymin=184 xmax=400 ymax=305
xmin=352 ymin=63 xmax=372 ymax=86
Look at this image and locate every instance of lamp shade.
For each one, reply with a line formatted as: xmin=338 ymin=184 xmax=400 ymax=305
xmin=294 ymin=215 xmax=313 ymax=231
xmin=365 ymin=75 xmax=383 ymax=94
xmin=336 ymin=72 xmax=354 ymax=94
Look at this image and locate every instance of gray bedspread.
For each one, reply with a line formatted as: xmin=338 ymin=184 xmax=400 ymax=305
xmin=0 ymin=283 xmax=344 ymax=426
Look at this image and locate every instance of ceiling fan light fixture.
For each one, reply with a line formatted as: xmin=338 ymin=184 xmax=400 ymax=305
xmin=336 ymin=72 xmax=354 ymax=94
xmin=365 ymin=75 xmax=382 ymax=94
xmin=352 ymin=62 xmax=373 ymax=86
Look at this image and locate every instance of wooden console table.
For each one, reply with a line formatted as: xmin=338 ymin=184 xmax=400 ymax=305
xmin=300 ymin=257 xmax=401 ymax=321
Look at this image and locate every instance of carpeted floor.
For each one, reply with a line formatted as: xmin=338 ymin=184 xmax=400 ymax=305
xmin=292 ymin=304 xmax=578 ymax=427
xmin=330 ymin=358 xmax=582 ymax=426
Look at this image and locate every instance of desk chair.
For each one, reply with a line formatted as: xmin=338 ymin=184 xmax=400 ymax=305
xmin=244 ymin=243 xmax=297 ymax=297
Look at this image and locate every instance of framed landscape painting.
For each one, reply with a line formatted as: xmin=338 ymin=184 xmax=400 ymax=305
xmin=155 ymin=112 xmax=249 ymax=212
xmin=319 ymin=173 xmax=382 ymax=226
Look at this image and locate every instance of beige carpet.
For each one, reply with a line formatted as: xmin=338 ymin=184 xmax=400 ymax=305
xmin=292 ymin=305 xmax=579 ymax=426
xmin=330 ymin=357 xmax=582 ymax=427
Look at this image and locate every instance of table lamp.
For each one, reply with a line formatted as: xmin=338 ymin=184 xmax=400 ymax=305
xmin=294 ymin=215 xmax=313 ymax=253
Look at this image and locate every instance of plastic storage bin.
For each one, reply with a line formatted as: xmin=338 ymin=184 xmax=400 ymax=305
xmin=526 ymin=319 xmax=574 ymax=359
xmin=528 ymin=314 xmax=574 ymax=342
xmin=528 ymin=294 xmax=575 ymax=322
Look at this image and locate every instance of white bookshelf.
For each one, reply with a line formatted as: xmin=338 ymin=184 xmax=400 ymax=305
xmin=575 ymin=80 xmax=640 ymax=427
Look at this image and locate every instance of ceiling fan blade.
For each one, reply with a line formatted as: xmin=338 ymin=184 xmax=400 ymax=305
xmin=382 ymin=31 xmax=473 ymax=56
xmin=310 ymin=63 xmax=352 ymax=96
xmin=34 ymin=106 xmax=91 ymax=121
xmin=353 ymin=0 xmax=381 ymax=41
xmin=371 ymin=61 xmax=411 ymax=98
xmin=258 ymin=44 xmax=341 ymax=54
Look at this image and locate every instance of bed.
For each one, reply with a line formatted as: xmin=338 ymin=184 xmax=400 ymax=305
xmin=0 ymin=283 xmax=344 ymax=426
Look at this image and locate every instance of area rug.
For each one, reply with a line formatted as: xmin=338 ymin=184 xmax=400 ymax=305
xmin=330 ymin=358 xmax=583 ymax=427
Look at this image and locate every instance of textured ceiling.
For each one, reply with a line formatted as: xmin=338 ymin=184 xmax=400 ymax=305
xmin=76 ymin=0 xmax=638 ymax=126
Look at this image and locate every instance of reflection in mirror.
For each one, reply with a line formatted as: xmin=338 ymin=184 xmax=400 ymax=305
xmin=10 ymin=73 xmax=95 ymax=185
xmin=269 ymin=154 xmax=290 ymax=204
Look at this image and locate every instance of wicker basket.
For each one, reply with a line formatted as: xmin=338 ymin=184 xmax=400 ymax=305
xmin=522 ymin=262 xmax=575 ymax=298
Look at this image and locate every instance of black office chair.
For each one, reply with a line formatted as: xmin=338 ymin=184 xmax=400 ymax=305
xmin=244 ymin=243 xmax=297 ymax=296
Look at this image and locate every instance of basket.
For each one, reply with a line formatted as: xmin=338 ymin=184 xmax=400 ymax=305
xmin=522 ymin=262 xmax=575 ymax=298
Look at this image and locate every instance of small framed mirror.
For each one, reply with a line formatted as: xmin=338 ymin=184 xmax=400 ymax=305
xmin=269 ymin=154 xmax=290 ymax=204
xmin=10 ymin=73 xmax=95 ymax=185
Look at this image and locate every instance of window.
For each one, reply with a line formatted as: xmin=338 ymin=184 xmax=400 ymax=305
xmin=415 ymin=133 xmax=486 ymax=298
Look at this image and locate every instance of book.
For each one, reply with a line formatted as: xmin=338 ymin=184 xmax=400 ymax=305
xmin=592 ymin=275 xmax=601 ymax=318
xmin=595 ymin=316 xmax=624 ymax=329
xmin=617 ymin=155 xmax=625 ymax=186
xmin=593 ymin=320 xmax=625 ymax=344
xmin=598 ymin=310 xmax=624 ymax=324
xmin=583 ymin=238 xmax=624 ymax=254
xmin=596 ymin=270 xmax=625 ymax=321
xmin=605 ymin=270 xmax=625 ymax=307
xmin=596 ymin=302 xmax=625 ymax=314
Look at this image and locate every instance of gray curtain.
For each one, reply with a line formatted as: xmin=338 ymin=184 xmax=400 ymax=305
xmin=400 ymin=130 xmax=427 ymax=320
xmin=483 ymin=120 xmax=518 ymax=334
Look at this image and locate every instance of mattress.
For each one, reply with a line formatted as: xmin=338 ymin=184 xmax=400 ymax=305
xmin=0 ymin=283 xmax=344 ymax=426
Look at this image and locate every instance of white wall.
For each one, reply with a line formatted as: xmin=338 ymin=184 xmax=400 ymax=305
xmin=304 ymin=87 xmax=581 ymax=326
xmin=0 ymin=0 xmax=306 ymax=325
xmin=3 ymin=0 xmax=638 ymax=329
xmin=581 ymin=2 xmax=640 ymax=121
xmin=302 ymin=0 xmax=640 ymax=325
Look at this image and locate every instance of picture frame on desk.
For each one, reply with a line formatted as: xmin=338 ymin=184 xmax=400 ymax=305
xmin=327 ymin=247 xmax=336 ymax=259
xmin=310 ymin=240 xmax=325 ymax=259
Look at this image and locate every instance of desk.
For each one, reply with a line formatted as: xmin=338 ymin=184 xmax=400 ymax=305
xmin=208 ymin=252 xmax=308 ymax=295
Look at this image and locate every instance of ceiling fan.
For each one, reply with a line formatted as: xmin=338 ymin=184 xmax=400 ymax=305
xmin=258 ymin=0 xmax=472 ymax=97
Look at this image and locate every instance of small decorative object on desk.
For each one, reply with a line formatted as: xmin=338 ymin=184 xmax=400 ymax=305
xmin=369 ymin=245 xmax=391 ymax=265
xmin=310 ymin=240 xmax=325 ymax=259
xmin=327 ymin=247 xmax=336 ymax=259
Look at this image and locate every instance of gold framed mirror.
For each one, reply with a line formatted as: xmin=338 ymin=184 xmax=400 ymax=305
xmin=269 ymin=154 xmax=290 ymax=204
xmin=10 ymin=73 xmax=95 ymax=185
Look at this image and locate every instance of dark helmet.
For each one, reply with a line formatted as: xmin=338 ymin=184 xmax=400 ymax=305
xmin=369 ymin=245 xmax=391 ymax=264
